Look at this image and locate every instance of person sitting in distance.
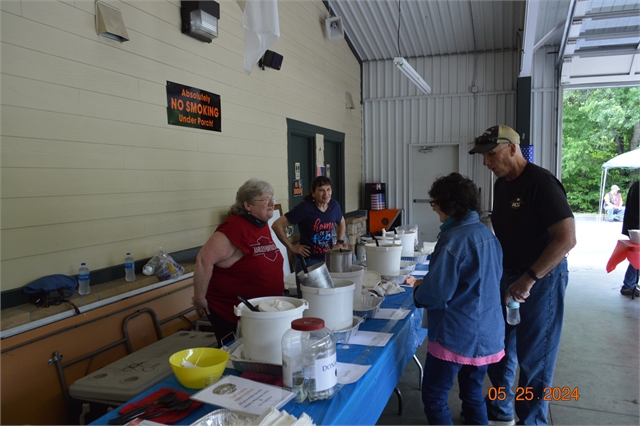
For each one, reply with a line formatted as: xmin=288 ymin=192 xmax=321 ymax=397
xmin=604 ymin=184 xmax=625 ymax=222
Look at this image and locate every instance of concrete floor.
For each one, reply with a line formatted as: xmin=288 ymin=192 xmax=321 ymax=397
xmin=377 ymin=216 xmax=640 ymax=425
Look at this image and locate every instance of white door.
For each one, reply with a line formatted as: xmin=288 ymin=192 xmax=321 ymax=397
xmin=410 ymin=145 xmax=459 ymax=244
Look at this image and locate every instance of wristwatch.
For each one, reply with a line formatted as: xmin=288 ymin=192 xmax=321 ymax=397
xmin=337 ymin=239 xmax=345 ymax=244
xmin=526 ymin=269 xmax=540 ymax=282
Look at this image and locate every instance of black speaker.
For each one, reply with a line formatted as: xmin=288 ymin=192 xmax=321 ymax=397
xmin=260 ymin=50 xmax=283 ymax=70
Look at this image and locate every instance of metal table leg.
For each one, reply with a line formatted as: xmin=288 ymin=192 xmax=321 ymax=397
xmin=413 ymin=354 xmax=424 ymax=390
xmin=394 ymin=386 xmax=403 ymax=415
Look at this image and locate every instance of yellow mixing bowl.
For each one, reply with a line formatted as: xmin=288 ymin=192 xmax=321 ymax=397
xmin=169 ymin=347 xmax=229 ymax=389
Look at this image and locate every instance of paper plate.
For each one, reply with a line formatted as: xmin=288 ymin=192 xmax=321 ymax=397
xmin=362 ymin=270 xmax=382 ymax=288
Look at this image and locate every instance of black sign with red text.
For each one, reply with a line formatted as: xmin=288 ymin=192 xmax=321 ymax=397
xmin=166 ymin=81 xmax=221 ymax=132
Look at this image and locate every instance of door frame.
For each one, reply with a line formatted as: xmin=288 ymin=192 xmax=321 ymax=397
xmin=286 ymin=119 xmax=345 ymax=209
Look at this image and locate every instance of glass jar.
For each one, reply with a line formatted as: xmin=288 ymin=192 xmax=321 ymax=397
xmin=282 ymin=317 xmax=337 ymax=402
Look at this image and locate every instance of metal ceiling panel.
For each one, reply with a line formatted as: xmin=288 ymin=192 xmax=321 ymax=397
xmin=327 ymin=0 xmax=639 ymax=88
xmin=328 ymin=1 xmax=525 ymax=60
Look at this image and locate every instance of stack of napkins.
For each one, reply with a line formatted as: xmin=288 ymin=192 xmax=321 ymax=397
xmin=370 ymin=280 xmax=405 ymax=296
xmin=251 ymin=407 xmax=314 ymax=426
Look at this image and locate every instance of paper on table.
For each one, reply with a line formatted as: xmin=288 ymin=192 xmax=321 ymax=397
xmin=347 ymin=330 xmax=393 ymax=347
xmin=190 ymin=375 xmax=295 ymax=416
xmin=337 ymin=362 xmax=371 ymax=384
xmin=374 ymin=309 xmax=410 ymax=320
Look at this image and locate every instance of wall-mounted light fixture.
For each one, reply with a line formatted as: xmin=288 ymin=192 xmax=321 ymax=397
xmin=258 ymin=50 xmax=283 ymax=70
xmin=325 ymin=16 xmax=344 ymax=40
xmin=181 ymin=0 xmax=220 ymax=43
xmin=95 ymin=0 xmax=129 ymax=42
xmin=393 ymin=57 xmax=431 ymax=94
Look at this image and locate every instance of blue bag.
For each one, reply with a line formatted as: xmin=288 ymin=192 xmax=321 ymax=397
xmin=23 ymin=274 xmax=80 ymax=314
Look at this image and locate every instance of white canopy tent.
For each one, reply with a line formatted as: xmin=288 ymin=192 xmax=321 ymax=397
xmin=598 ymin=150 xmax=640 ymax=220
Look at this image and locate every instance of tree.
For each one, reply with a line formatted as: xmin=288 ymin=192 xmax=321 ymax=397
xmin=562 ymin=87 xmax=640 ymax=212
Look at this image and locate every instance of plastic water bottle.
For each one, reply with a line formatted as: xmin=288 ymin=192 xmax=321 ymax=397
xmin=78 ymin=263 xmax=90 ymax=295
xmin=124 ymin=252 xmax=136 ymax=282
xmin=506 ymin=296 xmax=520 ymax=325
xmin=143 ymin=247 xmax=164 ymax=276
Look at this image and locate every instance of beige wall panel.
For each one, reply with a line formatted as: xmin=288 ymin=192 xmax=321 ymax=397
xmin=2 ymin=74 xmax=82 ymax=114
xmin=1 ymin=227 xmax=209 ymax=290
xmin=159 ymin=170 xmax=278 ymax=192
xmin=1 ymin=190 xmax=228 ymax=229
xmin=1 ymin=137 xmax=125 ymax=169
xmin=1 ymin=43 xmax=141 ymax=100
xmin=0 ymin=0 xmax=22 ymax=14
xmin=3 ymin=216 xmax=147 ymax=259
xmin=1 ymin=169 xmax=163 ymax=197
xmin=1 ymin=106 xmax=200 ymax=151
xmin=20 ymin=0 xmax=92 ymax=36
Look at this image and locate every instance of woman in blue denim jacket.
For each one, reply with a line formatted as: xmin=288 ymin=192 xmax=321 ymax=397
xmin=412 ymin=172 xmax=505 ymax=425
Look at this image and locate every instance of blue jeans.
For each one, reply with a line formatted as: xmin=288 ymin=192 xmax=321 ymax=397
xmin=605 ymin=205 xmax=625 ymax=221
xmin=622 ymin=263 xmax=639 ymax=289
xmin=422 ymin=353 xmax=489 ymax=425
xmin=486 ymin=258 xmax=569 ymax=425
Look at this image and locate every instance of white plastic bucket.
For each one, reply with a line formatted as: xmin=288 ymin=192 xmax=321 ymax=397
xmin=329 ymin=265 xmax=365 ymax=308
xmin=300 ymin=279 xmax=355 ymax=331
xmin=396 ymin=231 xmax=417 ymax=256
xmin=396 ymin=224 xmax=419 ymax=249
xmin=365 ymin=242 xmax=402 ymax=276
xmin=234 ymin=296 xmax=308 ymax=364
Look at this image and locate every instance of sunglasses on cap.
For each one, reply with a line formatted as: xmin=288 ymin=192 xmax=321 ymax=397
xmin=474 ymin=135 xmax=513 ymax=146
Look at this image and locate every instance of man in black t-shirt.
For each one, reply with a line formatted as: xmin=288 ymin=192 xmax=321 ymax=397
xmin=469 ymin=125 xmax=576 ymax=425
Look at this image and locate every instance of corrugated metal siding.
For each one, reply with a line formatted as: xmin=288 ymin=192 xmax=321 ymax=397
xmin=362 ymin=51 xmax=520 ymax=213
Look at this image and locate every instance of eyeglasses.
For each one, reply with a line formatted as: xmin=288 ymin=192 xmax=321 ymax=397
xmin=429 ymin=200 xmax=437 ymax=207
xmin=254 ymin=198 xmax=276 ymax=205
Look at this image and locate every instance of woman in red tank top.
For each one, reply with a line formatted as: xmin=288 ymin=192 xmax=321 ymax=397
xmin=192 ymin=178 xmax=284 ymax=347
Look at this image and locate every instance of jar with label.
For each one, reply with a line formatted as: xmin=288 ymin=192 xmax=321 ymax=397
xmin=282 ymin=317 xmax=337 ymax=402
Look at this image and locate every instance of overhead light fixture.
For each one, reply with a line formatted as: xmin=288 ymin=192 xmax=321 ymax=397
xmin=95 ymin=1 xmax=129 ymax=42
xmin=181 ymin=1 xmax=220 ymax=43
xmin=393 ymin=57 xmax=431 ymax=94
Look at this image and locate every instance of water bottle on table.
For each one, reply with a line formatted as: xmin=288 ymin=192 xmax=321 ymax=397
xmin=124 ymin=252 xmax=136 ymax=282
xmin=78 ymin=262 xmax=90 ymax=295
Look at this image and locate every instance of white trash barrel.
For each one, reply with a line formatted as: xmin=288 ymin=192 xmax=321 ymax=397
xmin=234 ymin=296 xmax=308 ymax=365
xmin=300 ymin=279 xmax=355 ymax=331
xmin=329 ymin=265 xmax=365 ymax=308
xmin=365 ymin=242 xmax=402 ymax=276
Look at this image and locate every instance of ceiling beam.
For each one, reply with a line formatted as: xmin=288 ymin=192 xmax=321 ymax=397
xmin=519 ymin=0 xmax=540 ymax=77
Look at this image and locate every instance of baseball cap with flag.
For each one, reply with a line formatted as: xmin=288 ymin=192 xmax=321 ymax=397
xmin=469 ymin=125 xmax=520 ymax=154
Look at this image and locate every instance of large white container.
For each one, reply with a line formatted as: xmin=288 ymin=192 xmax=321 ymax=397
xmin=365 ymin=242 xmax=403 ymax=276
xmin=300 ymin=279 xmax=355 ymax=331
xmin=396 ymin=231 xmax=417 ymax=256
xmin=234 ymin=296 xmax=308 ymax=365
xmin=329 ymin=265 xmax=365 ymax=308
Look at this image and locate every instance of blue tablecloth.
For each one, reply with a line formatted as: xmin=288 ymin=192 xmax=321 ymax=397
xmin=91 ymin=284 xmax=428 ymax=425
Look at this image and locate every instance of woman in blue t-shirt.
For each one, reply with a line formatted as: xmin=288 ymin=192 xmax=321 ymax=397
xmin=272 ymin=176 xmax=348 ymax=295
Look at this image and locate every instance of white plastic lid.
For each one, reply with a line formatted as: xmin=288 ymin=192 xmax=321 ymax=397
xmin=258 ymin=299 xmax=296 ymax=312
